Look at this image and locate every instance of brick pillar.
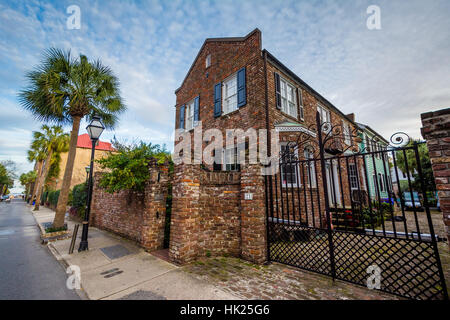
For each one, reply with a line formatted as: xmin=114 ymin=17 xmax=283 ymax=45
xmin=141 ymin=161 xmax=169 ymax=251
xmin=240 ymin=164 xmax=268 ymax=264
xmin=169 ymin=164 xmax=201 ymax=264
xmin=421 ymin=108 xmax=450 ymax=247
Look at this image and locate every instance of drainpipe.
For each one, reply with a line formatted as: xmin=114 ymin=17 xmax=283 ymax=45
xmin=263 ymin=50 xmax=270 ymax=156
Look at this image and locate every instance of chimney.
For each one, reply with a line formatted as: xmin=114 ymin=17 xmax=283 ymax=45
xmin=346 ymin=113 xmax=355 ymax=122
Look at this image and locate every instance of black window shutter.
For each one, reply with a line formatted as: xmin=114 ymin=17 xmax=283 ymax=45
xmin=214 ymin=82 xmax=222 ymax=117
xmin=274 ymin=72 xmax=281 ymax=109
xmin=237 ymin=67 xmax=246 ymax=108
xmin=179 ymin=104 xmax=185 ymax=129
xmin=194 ymin=96 xmax=200 ymax=124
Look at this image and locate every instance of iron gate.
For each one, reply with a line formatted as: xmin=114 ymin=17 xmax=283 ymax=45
xmin=265 ymin=113 xmax=448 ymax=300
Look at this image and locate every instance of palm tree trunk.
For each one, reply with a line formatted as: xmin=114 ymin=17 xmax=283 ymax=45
xmin=34 ymin=151 xmax=53 ymax=211
xmin=53 ymin=116 xmax=81 ymax=228
xmin=29 ymin=161 xmax=43 ymax=204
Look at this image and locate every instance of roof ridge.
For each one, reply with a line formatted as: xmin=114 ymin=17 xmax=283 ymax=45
xmin=174 ymin=28 xmax=261 ymax=94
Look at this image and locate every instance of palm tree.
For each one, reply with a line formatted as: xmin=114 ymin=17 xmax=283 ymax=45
xmin=19 ymin=48 xmax=125 ymax=227
xmin=27 ymin=132 xmax=47 ymax=204
xmin=19 ymin=171 xmax=37 ymax=201
xmin=31 ymin=125 xmax=69 ymax=210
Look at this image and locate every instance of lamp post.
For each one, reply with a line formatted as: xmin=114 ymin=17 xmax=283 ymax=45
xmin=78 ymin=115 xmax=105 ymax=252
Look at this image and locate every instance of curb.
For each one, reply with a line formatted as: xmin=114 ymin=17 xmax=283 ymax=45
xmin=47 ymin=243 xmax=90 ymax=300
xmin=28 ymin=205 xmax=90 ymax=300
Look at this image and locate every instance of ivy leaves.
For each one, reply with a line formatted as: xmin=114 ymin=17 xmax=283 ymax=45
xmin=97 ymin=142 xmax=171 ymax=193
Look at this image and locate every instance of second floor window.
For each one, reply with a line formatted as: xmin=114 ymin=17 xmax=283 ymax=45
xmin=222 ymin=73 xmax=238 ymax=115
xmin=298 ymin=88 xmax=304 ymax=120
xmin=185 ymin=99 xmax=195 ymax=130
xmin=280 ymin=78 xmax=297 ymax=118
xmin=343 ymin=121 xmax=351 ymax=145
xmin=317 ymin=104 xmax=331 ymax=132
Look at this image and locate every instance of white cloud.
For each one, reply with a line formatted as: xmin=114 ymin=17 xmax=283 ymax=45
xmin=1 ymin=0 xmax=449 ymax=177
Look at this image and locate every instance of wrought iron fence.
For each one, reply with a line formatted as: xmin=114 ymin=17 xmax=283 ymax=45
xmin=265 ymin=112 xmax=448 ymax=300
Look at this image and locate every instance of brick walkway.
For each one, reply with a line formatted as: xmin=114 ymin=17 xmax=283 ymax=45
xmin=184 ymin=256 xmax=399 ymax=300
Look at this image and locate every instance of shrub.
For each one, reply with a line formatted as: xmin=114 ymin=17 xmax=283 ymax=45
xmin=41 ymin=191 xmax=48 ymax=204
xmin=97 ymin=141 xmax=171 ymax=193
xmin=70 ymin=183 xmax=87 ymax=219
xmin=362 ymin=202 xmax=394 ymax=228
xmin=47 ymin=189 xmax=60 ymax=206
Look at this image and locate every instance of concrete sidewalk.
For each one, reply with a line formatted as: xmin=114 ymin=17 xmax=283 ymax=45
xmin=30 ymin=205 xmax=238 ymax=300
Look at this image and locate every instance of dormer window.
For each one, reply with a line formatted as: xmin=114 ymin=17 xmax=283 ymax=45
xmin=205 ymin=54 xmax=211 ymax=68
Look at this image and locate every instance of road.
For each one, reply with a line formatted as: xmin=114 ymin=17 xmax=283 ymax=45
xmin=0 ymin=198 xmax=79 ymax=299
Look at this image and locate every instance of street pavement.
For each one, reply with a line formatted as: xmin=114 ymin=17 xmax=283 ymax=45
xmin=0 ymin=198 xmax=79 ymax=300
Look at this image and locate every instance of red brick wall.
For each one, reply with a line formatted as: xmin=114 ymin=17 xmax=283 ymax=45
xmin=421 ymin=108 xmax=450 ymax=247
xmin=90 ymin=162 xmax=169 ymax=251
xmin=240 ymin=164 xmax=267 ymax=263
xmin=169 ymin=164 xmax=242 ymax=264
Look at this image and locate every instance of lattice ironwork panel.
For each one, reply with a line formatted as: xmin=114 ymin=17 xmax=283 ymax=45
xmin=268 ymin=222 xmax=331 ymax=276
xmin=332 ymin=231 xmax=446 ymax=300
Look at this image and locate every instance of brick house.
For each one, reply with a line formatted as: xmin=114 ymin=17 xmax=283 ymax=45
xmin=170 ymin=28 xmax=368 ymax=264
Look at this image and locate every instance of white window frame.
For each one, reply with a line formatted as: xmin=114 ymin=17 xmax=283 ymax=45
xmin=205 ymin=54 xmax=211 ymax=68
xmin=343 ymin=121 xmax=351 ymax=145
xmin=280 ymin=143 xmax=300 ymax=188
xmin=222 ymin=73 xmax=238 ymax=115
xmin=223 ymin=146 xmax=240 ymax=172
xmin=317 ymin=104 xmax=331 ymax=132
xmin=280 ymin=77 xmax=297 ymax=118
xmin=185 ymin=99 xmax=195 ymax=131
xmin=304 ymin=148 xmax=316 ymax=188
xmin=348 ymin=163 xmax=359 ymax=190
xmin=378 ymin=173 xmax=385 ymax=192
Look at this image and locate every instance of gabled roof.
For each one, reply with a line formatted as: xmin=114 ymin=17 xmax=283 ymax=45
xmin=174 ymin=28 xmax=261 ymax=94
xmin=77 ymin=134 xmax=115 ymax=151
xmin=356 ymin=122 xmax=389 ymax=144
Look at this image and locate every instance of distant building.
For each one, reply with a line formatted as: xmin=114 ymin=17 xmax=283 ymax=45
xmin=390 ymin=166 xmax=415 ymax=196
xmin=356 ymin=122 xmax=392 ymax=201
xmin=47 ymin=134 xmax=115 ymax=190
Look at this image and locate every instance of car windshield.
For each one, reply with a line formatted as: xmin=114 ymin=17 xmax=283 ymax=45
xmin=404 ymin=192 xmax=419 ymax=201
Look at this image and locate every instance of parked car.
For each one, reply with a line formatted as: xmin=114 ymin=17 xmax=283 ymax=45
xmin=0 ymin=195 xmax=9 ymax=202
xmin=403 ymin=191 xmax=423 ymax=211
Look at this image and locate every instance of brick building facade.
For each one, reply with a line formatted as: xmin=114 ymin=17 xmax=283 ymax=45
xmin=172 ymin=29 xmax=366 ymax=264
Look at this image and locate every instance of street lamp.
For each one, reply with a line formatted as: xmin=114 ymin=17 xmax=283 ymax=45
xmin=79 ymin=115 xmax=105 ymax=252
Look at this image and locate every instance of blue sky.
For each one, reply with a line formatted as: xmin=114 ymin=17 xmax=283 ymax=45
xmin=1 ymin=0 xmax=450 ymax=191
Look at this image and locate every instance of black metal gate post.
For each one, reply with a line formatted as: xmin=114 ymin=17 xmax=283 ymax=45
xmin=413 ymin=143 xmax=448 ymax=300
xmin=316 ymin=111 xmax=336 ymax=280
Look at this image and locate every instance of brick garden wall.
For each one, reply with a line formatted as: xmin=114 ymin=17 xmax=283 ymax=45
xmin=90 ymin=161 xmax=169 ymax=252
xmin=421 ymin=107 xmax=450 ymax=247
xmin=169 ymin=163 xmax=267 ymax=265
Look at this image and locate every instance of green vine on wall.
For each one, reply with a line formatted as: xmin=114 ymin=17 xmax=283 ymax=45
xmin=97 ymin=141 xmax=171 ymax=193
